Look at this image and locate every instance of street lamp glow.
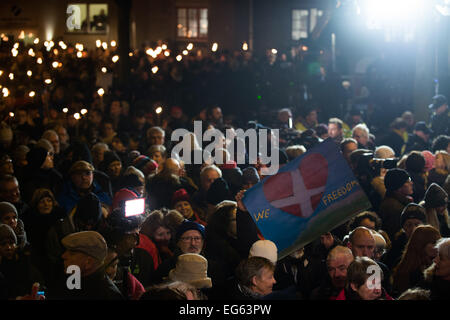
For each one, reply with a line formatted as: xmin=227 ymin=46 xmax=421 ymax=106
xmin=155 ymin=106 xmax=163 ymax=114
xmin=151 ymin=66 xmax=159 ymax=74
xmin=129 ymin=52 xmax=133 ymax=57
xmin=44 ymin=79 xmax=52 ymax=84
xmin=302 ymin=46 xmax=308 ymax=51
xmin=52 ymin=61 xmax=59 ymax=68
xmin=187 ymin=43 xmax=193 ymax=50
xmin=28 ymin=48 xmax=35 ymax=57
xmin=164 ymin=51 xmax=170 ymax=57
xmin=77 ymin=51 xmax=83 ymax=58
xmin=101 ymin=67 xmax=107 ymax=73
xmin=62 ymin=107 xmax=69 ymax=113
xmin=53 ymin=49 xmax=59 ymax=55
xmin=242 ymin=42 xmax=248 ymax=51
xmin=271 ymin=48 xmax=278 ymax=54
xmin=155 ymin=47 xmax=162 ymax=55
xmin=74 ymin=113 xmax=81 ymax=120
xmin=110 ymin=40 xmax=116 ymax=47
xmin=29 ymin=91 xmax=35 ymax=97
xmin=97 ymin=88 xmax=105 ymax=96
xmin=96 ymin=40 xmax=102 ymax=48
xmin=9 ymin=112 xmax=14 ymax=117
xmin=37 ymin=57 xmax=43 ymax=64
xmin=112 ymin=55 xmax=119 ymax=63
xmin=27 ymin=70 xmax=32 ymax=77
xmin=81 ymin=108 xmax=88 ymax=115
xmin=176 ymin=55 xmax=182 ymax=61
xmin=3 ymin=88 xmax=9 ymax=97
xmin=212 ymin=43 xmax=218 ymax=52
xmin=8 ymin=73 xmax=14 ymax=80
xmin=0 ymin=70 xmax=3 ymax=76
xmin=162 ymin=44 xmax=167 ymax=50
xmin=182 ymin=50 xmax=188 ymax=55
xmin=13 ymin=43 xmax=19 ymax=49
xmin=102 ymin=42 xmax=108 ymax=50
xmin=11 ymin=49 xmax=18 ymax=57
xmin=34 ymin=38 xmax=39 ymax=44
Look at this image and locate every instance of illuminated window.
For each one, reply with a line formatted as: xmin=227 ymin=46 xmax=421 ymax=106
xmin=66 ymin=3 xmax=108 ymax=34
xmin=177 ymin=8 xmax=208 ymax=39
xmin=292 ymin=8 xmax=323 ymax=40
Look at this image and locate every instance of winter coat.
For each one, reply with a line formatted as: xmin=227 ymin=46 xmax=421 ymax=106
xmin=21 ymin=168 xmax=64 ymax=205
xmin=404 ymin=134 xmax=431 ymax=154
xmin=427 ymin=169 xmax=448 ymax=189
xmin=56 ymin=180 xmax=112 ymax=215
xmin=379 ymin=192 xmax=413 ymax=240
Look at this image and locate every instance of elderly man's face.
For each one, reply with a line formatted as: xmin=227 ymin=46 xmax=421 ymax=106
xmin=353 ymin=129 xmax=368 ymax=147
xmin=0 ymin=180 xmax=21 ymax=204
xmin=350 ymin=233 xmax=375 ymax=258
xmin=177 ymin=230 xmax=203 ymax=254
xmin=148 ymin=131 xmax=164 ymax=146
xmin=201 ymin=169 xmax=220 ymax=192
xmin=47 ymin=133 xmax=60 ymax=154
xmin=327 ymin=255 xmax=353 ymax=289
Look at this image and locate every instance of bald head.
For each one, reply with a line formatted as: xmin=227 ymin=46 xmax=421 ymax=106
xmin=348 ymin=227 xmax=375 ymax=259
xmin=164 ymin=158 xmax=181 ymax=176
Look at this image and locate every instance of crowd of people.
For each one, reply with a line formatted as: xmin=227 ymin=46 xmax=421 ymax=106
xmin=0 ymin=36 xmax=449 ymax=301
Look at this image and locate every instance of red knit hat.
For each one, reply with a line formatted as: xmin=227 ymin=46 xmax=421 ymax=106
xmin=171 ymin=188 xmax=191 ymax=207
xmin=132 ymin=155 xmax=158 ymax=176
xmin=112 ymin=188 xmax=139 ymax=210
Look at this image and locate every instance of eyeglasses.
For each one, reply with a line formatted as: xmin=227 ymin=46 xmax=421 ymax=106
xmin=180 ymin=236 xmax=203 ymax=243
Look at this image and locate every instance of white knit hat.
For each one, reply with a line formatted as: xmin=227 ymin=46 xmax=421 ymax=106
xmin=249 ymin=240 xmax=278 ymax=264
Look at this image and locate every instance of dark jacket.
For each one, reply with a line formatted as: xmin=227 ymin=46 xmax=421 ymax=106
xmin=420 ymin=274 xmax=450 ymax=300
xmin=427 ymin=169 xmax=448 ymax=189
xmin=379 ymin=192 xmax=413 ymax=240
xmin=21 ymin=168 xmax=64 ymax=205
xmin=408 ymin=171 xmax=427 ymax=203
xmin=0 ymin=250 xmax=45 ymax=299
xmin=431 ymin=110 xmax=450 ymax=138
xmin=48 ymin=269 xmax=124 ymax=300
xmin=404 ymin=134 xmax=431 ymax=154
xmin=382 ymin=231 xmax=408 ymax=270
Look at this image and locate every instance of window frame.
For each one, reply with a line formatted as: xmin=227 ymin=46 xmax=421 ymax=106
xmin=291 ymin=8 xmax=324 ymax=41
xmin=65 ymin=2 xmax=109 ymax=35
xmin=176 ymin=7 xmax=209 ymax=42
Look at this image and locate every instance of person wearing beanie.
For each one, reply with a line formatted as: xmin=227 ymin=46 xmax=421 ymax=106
xmin=132 ymin=155 xmax=159 ymax=177
xmin=405 ymin=151 xmax=427 ymax=202
xmin=420 ymin=183 xmax=450 ymax=237
xmin=249 ymin=240 xmax=278 ymax=264
xmin=422 ymin=150 xmax=435 ymax=173
xmin=382 ymin=203 xmax=427 ymax=270
xmin=21 ymin=146 xmax=64 ymax=205
xmin=142 ymin=218 xmax=205 ymax=285
xmin=242 ymin=167 xmax=260 ymax=190
xmin=57 ymin=160 xmax=112 ymax=215
xmin=220 ymin=161 xmax=243 ymax=198
xmin=172 ymin=189 xmax=206 ymax=226
xmin=0 ymin=201 xmax=28 ymax=251
xmin=99 ymin=150 xmax=123 ymax=195
xmin=0 ymin=224 xmax=44 ymax=300
xmin=379 ymin=168 xmax=414 ymax=240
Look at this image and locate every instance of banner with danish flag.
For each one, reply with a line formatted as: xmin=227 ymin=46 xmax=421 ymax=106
xmin=243 ymin=138 xmax=371 ymax=260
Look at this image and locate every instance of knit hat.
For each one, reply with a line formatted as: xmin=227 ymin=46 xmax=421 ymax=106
xmin=0 ymin=223 xmax=17 ymax=244
xmin=172 ymin=188 xmax=191 ymax=207
xmin=121 ymin=174 xmax=144 ymax=189
xmin=176 ymin=220 xmax=205 ymax=242
xmin=112 ymin=188 xmax=140 ymax=211
xmin=249 ymin=240 xmax=278 ymax=264
xmin=422 ymin=151 xmax=435 ymax=172
xmin=100 ymin=151 xmax=121 ymax=173
xmin=405 ymin=152 xmax=426 ymax=173
xmin=384 ymin=168 xmax=411 ymax=192
xmin=75 ymin=192 xmax=102 ymax=226
xmin=132 ymin=155 xmax=158 ymax=176
xmin=168 ymin=253 xmax=212 ymax=289
xmin=26 ymin=146 xmax=48 ymax=170
xmin=424 ymin=183 xmax=449 ymax=209
xmin=400 ymin=203 xmax=426 ymax=227
xmin=69 ymin=160 xmax=94 ymax=175
xmin=0 ymin=201 xmax=18 ymax=219
xmin=206 ymin=177 xmax=232 ymax=205
xmin=242 ymin=167 xmax=260 ymax=186
xmin=61 ymin=231 xmax=107 ymax=262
